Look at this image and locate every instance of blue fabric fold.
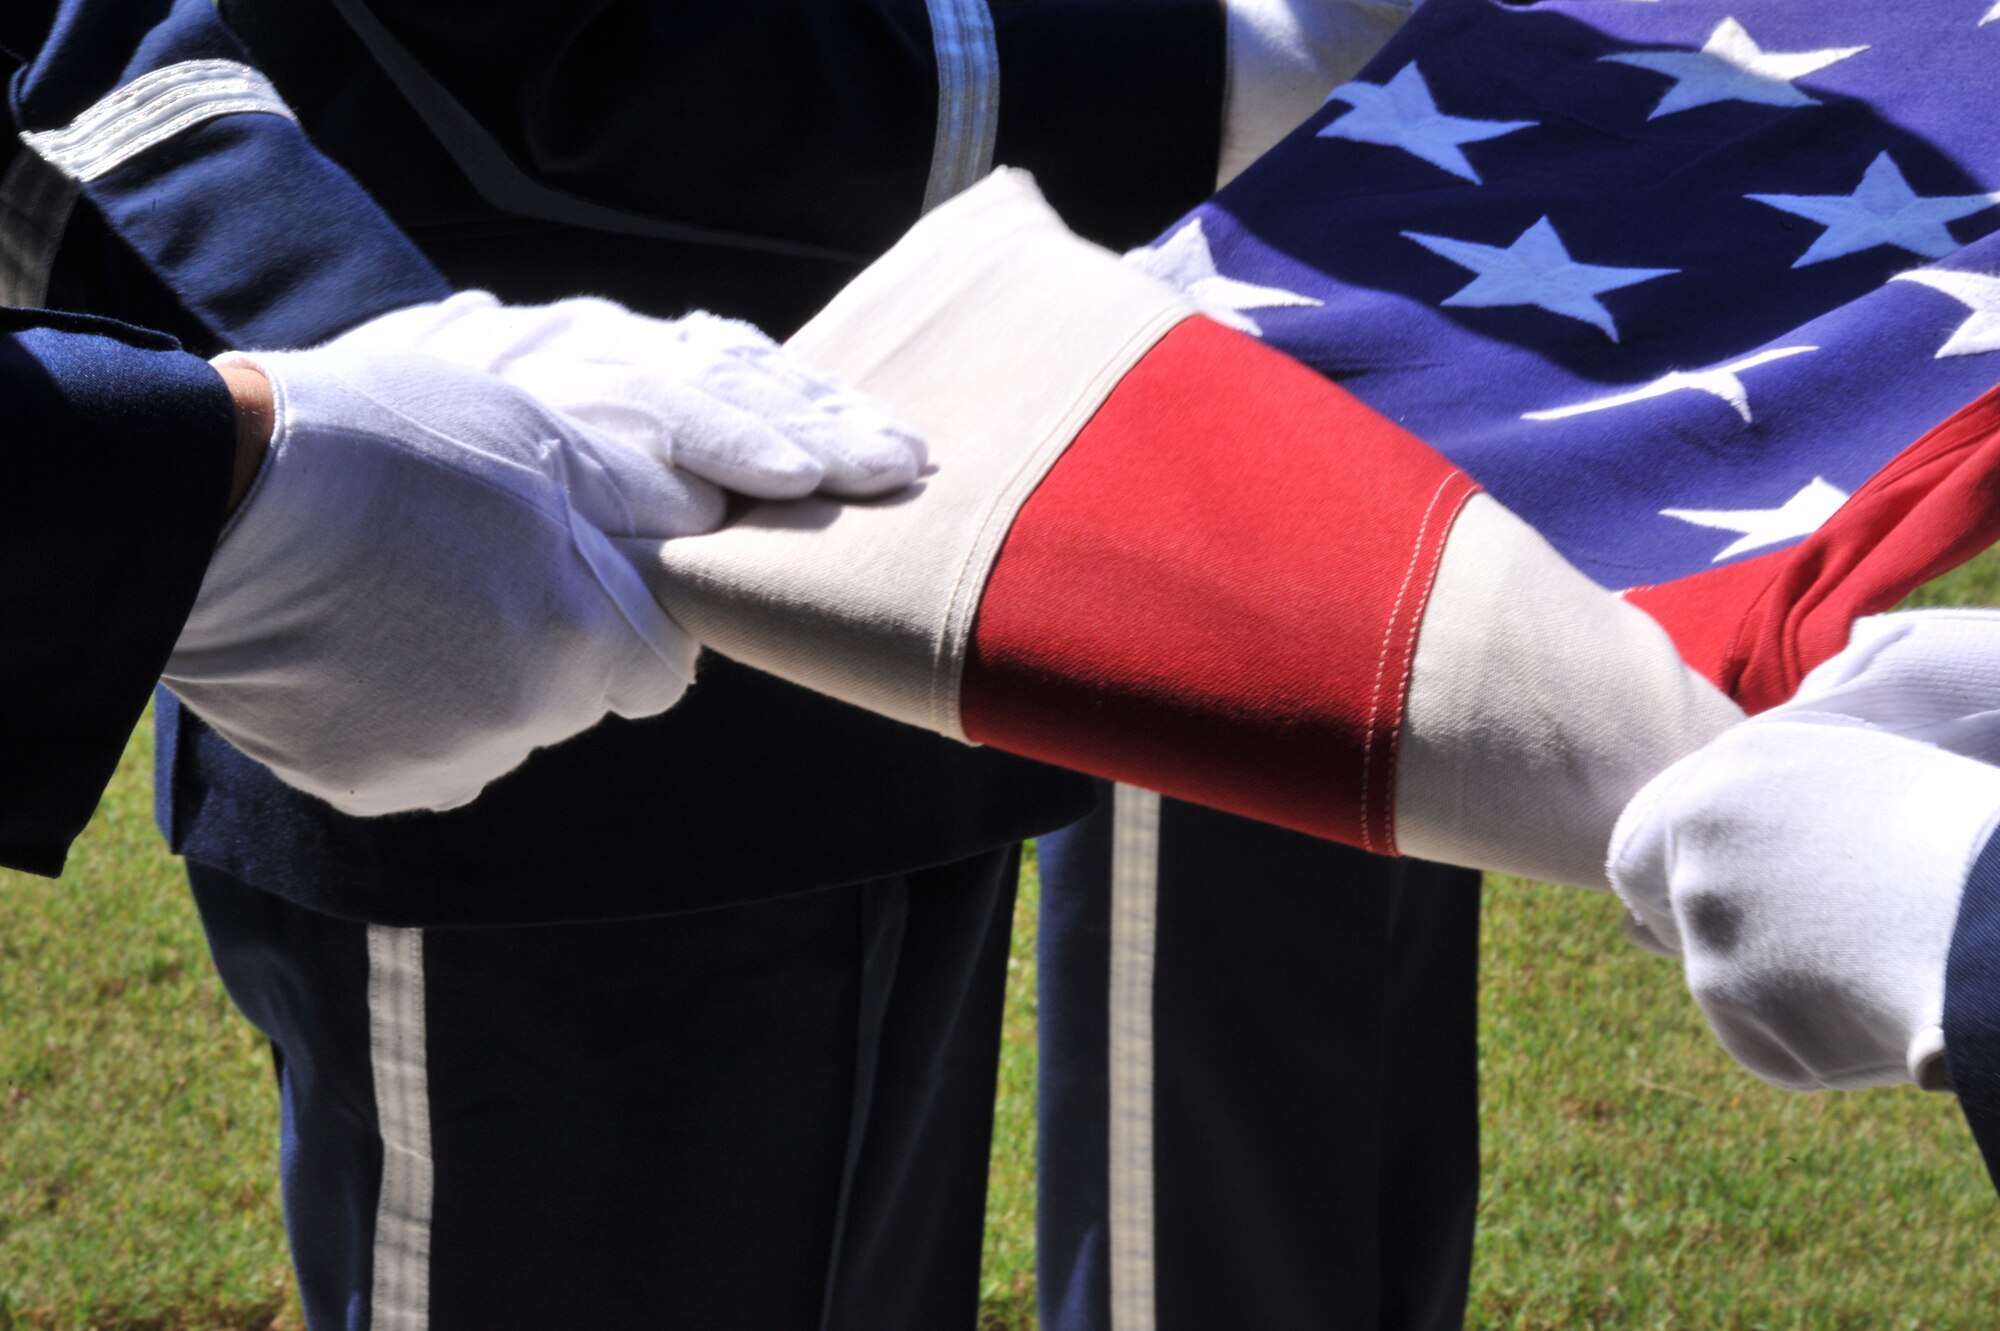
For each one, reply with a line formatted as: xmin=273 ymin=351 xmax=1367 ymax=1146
xmin=1946 ymin=824 xmax=2000 ymax=1193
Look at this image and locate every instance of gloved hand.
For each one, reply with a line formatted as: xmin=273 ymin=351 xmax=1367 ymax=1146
xmin=1757 ymin=609 xmax=2000 ymax=760
xmin=1609 ymin=609 xmax=2000 ymax=1091
xmin=329 ymin=290 xmax=927 ymax=506
xmin=166 ymin=344 xmax=704 ymax=816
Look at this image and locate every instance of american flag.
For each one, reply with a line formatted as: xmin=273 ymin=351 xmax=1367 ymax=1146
xmin=1131 ymin=0 xmax=2000 ymax=702
xmin=648 ymin=1 xmax=2000 ymax=873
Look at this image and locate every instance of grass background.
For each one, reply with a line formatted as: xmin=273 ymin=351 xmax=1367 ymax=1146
xmin=5 ymin=555 xmax=2000 ymax=1329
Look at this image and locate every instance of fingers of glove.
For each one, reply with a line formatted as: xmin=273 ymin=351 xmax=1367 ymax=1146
xmin=670 ymin=323 xmax=931 ymax=493
xmin=492 ymin=355 xmax=828 ymax=497
xmin=491 ymin=318 xmax=924 ymax=498
xmin=682 ymin=351 xmax=928 ymax=494
xmin=686 ymin=375 xmax=928 ymax=495
xmin=558 ymin=423 xmax=731 ymax=539
xmin=1779 ymin=610 xmax=2000 ymax=760
xmin=759 ymin=396 xmax=928 ymax=498
xmin=669 ymin=391 xmax=861 ymax=498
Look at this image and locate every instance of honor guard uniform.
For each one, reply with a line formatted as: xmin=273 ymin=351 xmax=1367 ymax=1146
xmin=0 ymin=307 xmax=234 ymax=875
xmin=7 ymin=1 xmax=1484 ymax=1327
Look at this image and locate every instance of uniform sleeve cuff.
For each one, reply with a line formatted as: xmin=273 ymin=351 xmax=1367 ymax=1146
xmin=1945 ymin=823 xmax=2000 ymax=1188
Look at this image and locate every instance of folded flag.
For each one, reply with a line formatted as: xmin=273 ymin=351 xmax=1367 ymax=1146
xmin=638 ymin=171 xmax=1738 ymax=889
xmin=637 ymin=0 xmax=2000 ymax=887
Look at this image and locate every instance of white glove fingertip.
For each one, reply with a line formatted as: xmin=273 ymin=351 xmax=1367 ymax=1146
xmin=814 ymin=452 xmax=924 ymax=499
xmin=775 ymin=410 xmax=929 ymax=499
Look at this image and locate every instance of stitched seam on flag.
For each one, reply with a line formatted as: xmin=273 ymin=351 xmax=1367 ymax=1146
xmin=367 ymin=926 xmax=433 ymax=1331
xmin=921 ymin=0 xmax=1000 ymax=213
xmin=932 ymin=308 xmax=1197 ymax=738
xmin=1360 ymin=473 xmax=1459 ymax=854
xmin=1382 ymin=480 xmax=1480 ymax=855
xmin=19 ymin=60 xmax=296 ymax=183
xmin=1108 ymin=784 xmax=1161 ymax=1331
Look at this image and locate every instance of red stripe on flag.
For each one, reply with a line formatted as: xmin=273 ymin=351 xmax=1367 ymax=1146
xmin=960 ymin=316 xmax=1479 ymax=847
xmin=1631 ymin=381 xmax=2000 ymax=713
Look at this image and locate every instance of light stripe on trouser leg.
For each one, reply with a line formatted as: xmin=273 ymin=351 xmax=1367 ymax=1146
xmin=920 ymin=0 xmax=999 ymax=212
xmin=1108 ymin=784 xmax=1160 ymax=1331
xmin=367 ymin=925 xmax=433 ymax=1331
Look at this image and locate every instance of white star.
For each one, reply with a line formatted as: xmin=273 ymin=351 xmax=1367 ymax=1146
xmin=1892 ymin=268 xmax=2000 ymax=357
xmin=1125 ymin=219 xmax=1323 ymax=338
xmin=1749 ymin=152 xmax=2000 ymax=268
xmin=1319 ymin=63 xmax=1536 ymax=183
xmin=1985 ymin=4 xmax=2000 ymax=25
xmin=1601 ymin=18 xmax=1866 ymax=119
xmin=1523 ymin=345 xmax=1818 ymax=423
xmin=1401 ymin=217 xmax=1677 ymax=342
xmin=1662 ymin=476 xmax=1849 ymax=562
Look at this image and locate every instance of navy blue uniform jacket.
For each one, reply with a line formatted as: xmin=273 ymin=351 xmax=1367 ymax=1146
xmin=0 ymin=306 xmax=233 ymax=876
xmin=8 ymin=0 xmax=1225 ymax=926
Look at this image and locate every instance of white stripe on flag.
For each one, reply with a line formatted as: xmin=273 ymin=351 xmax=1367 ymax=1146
xmin=367 ymin=925 xmax=433 ymax=1331
xmin=1108 ymin=784 xmax=1161 ymax=1331
xmin=921 ymin=0 xmax=1000 ymax=212
xmin=19 ymin=60 xmax=297 ymax=183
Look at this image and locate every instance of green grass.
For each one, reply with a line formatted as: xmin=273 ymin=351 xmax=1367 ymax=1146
xmin=0 ymin=717 xmax=299 ymax=1331
xmin=8 ymin=551 xmax=2000 ymax=1328
xmin=1471 ymin=877 xmax=1995 ymax=1331
xmin=980 ymin=858 xmax=1040 ymax=1331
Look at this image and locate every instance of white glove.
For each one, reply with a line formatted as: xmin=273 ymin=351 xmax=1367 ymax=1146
xmin=166 ymin=345 xmax=700 ymax=816
xmin=1610 ymin=609 xmax=2000 ymax=1091
xmin=328 ymin=290 xmax=927 ymax=504
xmin=1610 ymin=717 xmax=2000 ymax=1091
xmin=1759 ymin=610 xmax=2000 ymax=760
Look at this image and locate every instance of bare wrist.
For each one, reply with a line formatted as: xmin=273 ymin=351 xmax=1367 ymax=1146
xmin=218 ymin=362 xmax=274 ymax=515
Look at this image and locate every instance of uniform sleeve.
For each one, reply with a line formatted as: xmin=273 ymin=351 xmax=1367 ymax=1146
xmin=0 ymin=307 xmax=235 ymax=876
xmin=1946 ymin=824 xmax=2000 ymax=1196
